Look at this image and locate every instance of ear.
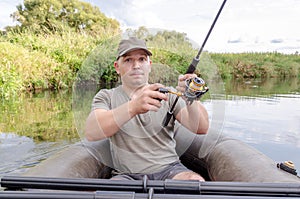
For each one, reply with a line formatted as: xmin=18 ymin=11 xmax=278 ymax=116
xmin=114 ymin=61 xmax=120 ymax=74
xmin=149 ymin=59 xmax=152 ymax=72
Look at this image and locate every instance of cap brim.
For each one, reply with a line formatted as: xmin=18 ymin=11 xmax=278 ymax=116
xmin=118 ymin=47 xmax=152 ymax=59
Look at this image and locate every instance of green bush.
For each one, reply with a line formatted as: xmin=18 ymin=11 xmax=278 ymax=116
xmin=1 ymin=27 xmax=300 ymax=99
xmin=0 ymin=30 xmax=118 ymax=97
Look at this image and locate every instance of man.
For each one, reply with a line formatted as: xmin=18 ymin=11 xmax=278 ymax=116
xmin=85 ymin=37 xmax=209 ymax=181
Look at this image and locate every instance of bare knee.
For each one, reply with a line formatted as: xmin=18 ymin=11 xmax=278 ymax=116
xmin=172 ymin=171 xmax=205 ymax=181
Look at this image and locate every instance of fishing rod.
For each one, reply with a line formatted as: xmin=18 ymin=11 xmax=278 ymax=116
xmin=186 ymin=0 xmax=227 ymax=74
xmin=2 ymin=176 xmax=300 ymax=197
xmin=161 ymin=0 xmax=227 ymax=127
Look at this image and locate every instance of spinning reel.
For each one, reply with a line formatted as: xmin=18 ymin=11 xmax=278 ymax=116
xmin=159 ymin=76 xmax=209 ymax=127
xmin=184 ymin=76 xmax=209 ymax=104
xmin=158 ymin=76 xmax=209 ymax=105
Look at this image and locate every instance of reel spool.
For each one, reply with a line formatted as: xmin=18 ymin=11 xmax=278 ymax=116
xmin=184 ymin=77 xmax=209 ymax=104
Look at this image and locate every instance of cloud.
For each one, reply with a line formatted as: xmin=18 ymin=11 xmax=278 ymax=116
xmin=1 ymin=0 xmax=300 ymax=53
xmin=227 ymin=39 xmax=242 ymax=44
xmin=88 ymin=0 xmax=300 ymax=53
xmin=0 ymin=0 xmax=24 ymax=28
xmin=271 ymin=39 xmax=284 ymax=44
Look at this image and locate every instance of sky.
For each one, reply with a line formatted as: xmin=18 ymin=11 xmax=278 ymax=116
xmin=1 ymin=0 xmax=300 ymax=53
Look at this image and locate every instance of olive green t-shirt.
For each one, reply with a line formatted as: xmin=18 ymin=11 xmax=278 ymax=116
xmin=92 ymin=85 xmax=185 ymax=174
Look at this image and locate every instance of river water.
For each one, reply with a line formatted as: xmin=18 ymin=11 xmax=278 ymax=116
xmin=0 ymin=77 xmax=300 ymax=178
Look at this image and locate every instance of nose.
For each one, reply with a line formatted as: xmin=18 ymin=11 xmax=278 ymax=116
xmin=132 ymin=60 xmax=141 ymax=69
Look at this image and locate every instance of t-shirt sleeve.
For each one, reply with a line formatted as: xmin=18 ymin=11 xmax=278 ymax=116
xmin=91 ymin=89 xmax=111 ymax=111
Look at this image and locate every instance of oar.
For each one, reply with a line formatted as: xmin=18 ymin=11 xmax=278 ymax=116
xmin=1 ymin=190 xmax=300 ymax=199
xmin=1 ymin=176 xmax=300 ymax=197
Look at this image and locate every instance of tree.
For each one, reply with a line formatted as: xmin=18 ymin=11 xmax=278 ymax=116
xmin=10 ymin=0 xmax=120 ymax=35
xmin=125 ymin=26 xmax=195 ymax=52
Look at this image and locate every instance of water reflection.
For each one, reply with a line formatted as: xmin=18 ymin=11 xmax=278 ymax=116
xmin=224 ymin=77 xmax=300 ymax=96
xmin=0 ymin=77 xmax=299 ymax=176
xmin=219 ymin=78 xmax=300 ymax=172
xmin=0 ymin=90 xmax=79 ymax=176
xmin=222 ymin=94 xmax=300 ymax=146
xmin=0 ymin=90 xmax=78 ymax=142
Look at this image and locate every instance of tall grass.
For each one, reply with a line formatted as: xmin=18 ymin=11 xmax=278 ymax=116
xmin=1 ymin=29 xmax=300 ymax=100
xmin=0 ymin=30 xmax=115 ymax=99
xmin=210 ymin=52 xmax=300 ymax=79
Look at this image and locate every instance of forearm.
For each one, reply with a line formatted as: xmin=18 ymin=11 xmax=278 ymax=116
xmin=85 ymin=84 xmax=168 ymax=141
xmin=177 ymin=101 xmax=209 ymax=134
xmin=85 ymin=102 xmax=134 ymax=141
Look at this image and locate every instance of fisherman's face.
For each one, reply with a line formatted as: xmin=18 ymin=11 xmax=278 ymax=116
xmin=114 ymin=49 xmax=152 ymax=89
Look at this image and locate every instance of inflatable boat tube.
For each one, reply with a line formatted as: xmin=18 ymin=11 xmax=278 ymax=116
xmin=23 ymin=126 xmax=300 ymax=183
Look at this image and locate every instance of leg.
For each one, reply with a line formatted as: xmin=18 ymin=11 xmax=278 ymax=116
xmin=172 ymin=171 xmax=205 ymax=181
xmin=155 ymin=161 xmax=205 ymax=181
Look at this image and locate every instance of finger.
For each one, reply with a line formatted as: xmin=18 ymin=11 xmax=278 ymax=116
xmin=149 ymin=83 xmax=165 ymax=91
xmin=152 ymin=90 xmax=168 ymax=101
xmin=139 ymin=97 xmax=162 ymax=113
xmin=178 ymin=79 xmax=186 ymax=86
xmin=149 ymin=97 xmax=163 ymax=107
xmin=176 ymin=85 xmax=185 ymax=93
xmin=178 ymin=74 xmax=186 ymax=81
xmin=179 ymin=74 xmax=197 ymax=81
xmin=148 ymin=105 xmax=160 ymax=112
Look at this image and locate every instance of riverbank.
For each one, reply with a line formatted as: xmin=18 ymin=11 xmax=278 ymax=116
xmin=1 ymin=30 xmax=300 ymax=99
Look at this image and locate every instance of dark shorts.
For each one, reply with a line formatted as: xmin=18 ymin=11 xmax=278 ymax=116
xmin=110 ymin=161 xmax=190 ymax=180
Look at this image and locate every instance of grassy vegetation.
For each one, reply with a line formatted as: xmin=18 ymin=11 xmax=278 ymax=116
xmin=1 ymin=29 xmax=300 ymax=100
xmin=0 ymin=30 xmax=116 ymax=99
xmin=210 ymin=52 xmax=300 ymax=79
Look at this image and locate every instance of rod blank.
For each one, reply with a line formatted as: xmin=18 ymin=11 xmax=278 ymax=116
xmin=1 ymin=190 xmax=300 ymax=199
xmin=1 ymin=176 xmax=300 ymax=197
xmin=186 ymin=0 xmax=227 ymax=74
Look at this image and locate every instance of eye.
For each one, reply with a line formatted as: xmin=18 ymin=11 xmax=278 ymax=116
xmin=124 ymin=58 xmax=132 ymax=63
xmin=139 ymin=57 xmax=147 ymax=62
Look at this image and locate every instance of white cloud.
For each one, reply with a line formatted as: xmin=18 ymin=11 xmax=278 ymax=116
xmin=0 ymin=0 xmax=23 ymax=30
xmin=1 ymin=0 xmax=300 ymax=53
xmin=88 ymin=0 xmax=300 ymax=53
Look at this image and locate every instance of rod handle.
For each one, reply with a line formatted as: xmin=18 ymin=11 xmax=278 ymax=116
xmin=185 ymin=57 xmax=199 ymax=74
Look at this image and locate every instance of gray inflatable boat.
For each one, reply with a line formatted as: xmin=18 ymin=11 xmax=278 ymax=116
xmin=22 ymin=126 xmax=300 ymax=183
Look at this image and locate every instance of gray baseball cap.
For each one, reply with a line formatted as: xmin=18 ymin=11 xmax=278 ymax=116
xmin=117 ymin=37 xmax=152 ymax=59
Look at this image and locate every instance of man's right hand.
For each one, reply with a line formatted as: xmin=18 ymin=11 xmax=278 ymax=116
xmin=129 ymin=83 xmax=168 ymax=115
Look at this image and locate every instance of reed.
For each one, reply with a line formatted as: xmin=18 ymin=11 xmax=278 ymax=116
xmin=0 ymin=29 xmax=112 ymax=99
xmin=1 ymin=29 xmax=300 ymax=99
xmin=210 ymin=52 xmax=300 ymax=79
